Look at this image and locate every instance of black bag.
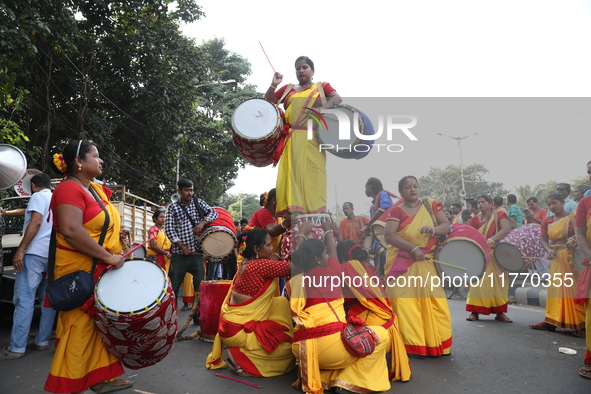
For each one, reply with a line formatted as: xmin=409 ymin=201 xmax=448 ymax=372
xmin=46 ymin=270 xmax=95 ymax=311
xmin=46 ymin=185 xmax=110 ymax=311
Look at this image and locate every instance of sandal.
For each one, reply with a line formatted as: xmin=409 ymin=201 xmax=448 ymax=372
xmin=91 ymin=379 xmax=133 ymax=393
xmin=579 ymin=365 xmax=591 ymax=380
xmin=571 ymin=330 xmax=585 ymax=338
xmin=529 ymin=322 xmax=555 ymax=331
xmin=466 ymin=313 xmax=479 ymax=321
xmin=226 ymin=356 xmax=247 ymax=376
xmin=495 ymin=313 xmax=512 ymax=323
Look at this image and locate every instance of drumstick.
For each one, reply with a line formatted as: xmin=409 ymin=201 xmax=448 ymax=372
xmin=425 ymin=257 xmax=469 ymax=271
xmin=259 ymin=41 xmax=277 ymax=73
xmin=216 ymin=373 xmax=262 ymax=389
xmin=122 ymin=239 xmax=151 ymax=258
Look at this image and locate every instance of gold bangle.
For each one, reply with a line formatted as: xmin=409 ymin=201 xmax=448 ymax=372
xmin=106 ymin=253 xmax=115 ymax=263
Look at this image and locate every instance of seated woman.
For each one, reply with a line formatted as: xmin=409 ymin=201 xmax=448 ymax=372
xmin=336 ymin=240 xmax=411 ymax=382
xmin=289 ymin=219 xmax=391 ymax=394
xmin=205 ymin=228 xmax=298 ymax=377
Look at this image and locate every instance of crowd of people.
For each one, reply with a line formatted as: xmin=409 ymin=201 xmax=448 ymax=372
xmin=0 ymin=53 xmax=590 ymax=394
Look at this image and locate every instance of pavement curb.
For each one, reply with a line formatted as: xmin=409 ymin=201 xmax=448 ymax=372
xmin=511 ymin=285 xmax=547 ymax=307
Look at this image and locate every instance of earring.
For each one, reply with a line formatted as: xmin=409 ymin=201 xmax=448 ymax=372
xmin=78 ymin=165 xmax=82 ymax=170
xmin=256 ymin=252 xmax=259 ymax=259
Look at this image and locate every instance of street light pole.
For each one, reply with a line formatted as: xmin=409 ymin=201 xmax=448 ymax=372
xmin=437 ymin=132 xmax=478 ymax=209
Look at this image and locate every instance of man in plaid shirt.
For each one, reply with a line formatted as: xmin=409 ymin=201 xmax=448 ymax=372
xmin=165 ymin=178 xmax=218 ymax=306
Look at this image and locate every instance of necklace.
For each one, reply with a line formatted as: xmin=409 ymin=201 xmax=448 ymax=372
xmin=403 ymin=200 xmax=422 ymax=209
xmin=69 ymin=175 xmax=89 ymax=189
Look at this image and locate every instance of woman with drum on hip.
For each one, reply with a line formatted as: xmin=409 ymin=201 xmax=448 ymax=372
xmin=45 ymin=140 xmax=133 ymax=394
xmin=206 ymin=226 xmax=310 ymax=377
xmin=465 ymin=195 xmax=513 ymax=323
xmin=249 ymin=188 xmax=291 ymax=259
xmin=530 ymin=193 xmax=585 ymax=337
xmin=264 ymin=56 xmax=341 ymax=217
xmin=383 ymin=176 xmax=453 ymax=356
xmin=147 ymin=208 xmax=172 ymax=270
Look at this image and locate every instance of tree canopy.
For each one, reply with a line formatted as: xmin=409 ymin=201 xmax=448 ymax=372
xmin=1 ymin=0 xmax=257 ymax=203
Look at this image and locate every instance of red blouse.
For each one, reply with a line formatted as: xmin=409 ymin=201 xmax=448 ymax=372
xmin=232 ymin=259 xmax=290 ymax=297
xmin=469 ymin=210 xmax=508 ymax=239
xmin=249 ymin=208 xmax=275 ymax=229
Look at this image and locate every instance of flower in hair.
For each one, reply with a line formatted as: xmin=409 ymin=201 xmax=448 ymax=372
xmin=347 ymin=244 xmax=363 ymax=260
xmin=53 ymin=153 xmax=67 ymax=173
xmin=262 ymin=192 xmax=269 ymax=207
xmin=239 ymin=241 xmax=247 ymax=255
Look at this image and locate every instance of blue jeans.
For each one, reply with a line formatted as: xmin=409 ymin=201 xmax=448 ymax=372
xmin=169 ymin=253 xmax=204 ymax=303
xmin=9 ymin=254 xmax=56 ymax=353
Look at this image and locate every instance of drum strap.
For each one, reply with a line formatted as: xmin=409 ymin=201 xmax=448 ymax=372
xmin=316 ymin=81 xmax=327 ymax=106
xmin=177 ymin=197 xmax=210 ymax=227
xmin=277 ymin=84 xmax=294 ymax=105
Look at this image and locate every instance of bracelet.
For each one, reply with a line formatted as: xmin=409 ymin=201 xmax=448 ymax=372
xmin=280 ymin=221 xmax=287 ymax=229
xmin=296 ymin=234 xmax=307 ymax=240
xmin=270 ymin=84 xmax=277 ymax=90
xmin=182 ymin=246 xmax=188 ymax=250
xmin=106 ymin=253 xmax=115 ymax=263
xmin=324 ymin=229 xmax=334 ymax=237
xmin=410 ymin=246 xmax=419 ymax=253
xmin=431 ymin=226 xmax=437 ymax=236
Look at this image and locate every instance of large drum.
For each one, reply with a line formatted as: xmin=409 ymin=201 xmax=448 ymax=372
xmin=94 ymin=259 xmax=178 ymax=369
xmin=437 ymin=223 xmax=490 ymax=282
xmin=130 ymin=241 xmax=147 ymax=259
xmin=370 ymin=200 xmax=404 ymax=250
xmin=280 ymin=213 xmax=331 ymax=261
xmin=315 ymin=104 xmax=375 ymax=159
xmin=494 ymin=224 xmax=544 ymax=273
xmin=231 ymin=98 xmax=285 ymax=167
xmin=200 ymin=207 xmax=237 ymax=259
xmin=198 ymin=280 xmax=232 ymax=341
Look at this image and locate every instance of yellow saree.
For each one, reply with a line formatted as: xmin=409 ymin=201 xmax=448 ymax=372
xmin=206 ymin=277 xmax=295 ymax=377
xmin=290 ymin=274 xmax=391 ymax=394
xmin=545 ymin=214 xmax=585 ymax=329
xmin=384 ymin=198 xmax=453 ymax=356
xmin=45 ymin=182 xmax=124 ymax=393
xmin=276 ymin=83 xmax=327 ymax=215
xmin=466 ymin=212 xmax=509 ymax=315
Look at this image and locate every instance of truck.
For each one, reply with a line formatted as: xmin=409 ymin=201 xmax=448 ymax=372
xmin=0 ymin=184 xmax=161 ymax=305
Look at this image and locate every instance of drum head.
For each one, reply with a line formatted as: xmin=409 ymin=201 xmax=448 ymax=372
xmin=371 ymin=222 xmax=387 ymax=249
xmin=95 ymin=259 xmax=167 ymax=314
xmin=232 ymin=98 xmax=282 ymax=141
xmin=437 ymin=240 xmax=486 ymax=281
xmin=130 ymin=243 xmax=147 ymax=259
xmin=201 ymin=227 xmax=236 ymax=258
xmin=494 ymin=243 xmax=526 ymax=273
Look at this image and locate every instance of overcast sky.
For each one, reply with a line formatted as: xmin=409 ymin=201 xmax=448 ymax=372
xmin=181 ymin=0 xmax=591 ymax=214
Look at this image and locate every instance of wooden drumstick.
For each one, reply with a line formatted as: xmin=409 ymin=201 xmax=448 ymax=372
xmin=259 ymin=41 xmax=276 ymax=73
xmin=425 ymin=257 xmax=469 ymax=271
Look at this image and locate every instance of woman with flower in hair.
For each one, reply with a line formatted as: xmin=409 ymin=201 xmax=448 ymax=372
xmin=206 ymin=225 xmax=309 ymax=377
xmin=336 ymin=241 xmax=411 ymax=383
xmin=249 ymin=188 xmax=291 ymax=259
xmin=45 ymin=140 xmax=133 ymax=394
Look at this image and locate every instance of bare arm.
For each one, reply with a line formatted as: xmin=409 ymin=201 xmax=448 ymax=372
xmin=264 ymin=72 xmax=283 ymax=103
xmin=57 ymin=204 xmax=124 ymax=268
xmin=576 ymin=226 xmax=591 ymax=261
xmin=384 ymin=220 xmax=427 ymax=261
xmin=489 ymin=218 xmax=511 ymax=245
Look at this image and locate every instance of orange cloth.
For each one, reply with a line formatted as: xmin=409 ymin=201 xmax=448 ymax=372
xmin=339 ymin=216 xmax=370 ymax=243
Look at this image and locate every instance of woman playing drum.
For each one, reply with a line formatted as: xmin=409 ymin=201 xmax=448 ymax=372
xmin=466 ymin=195 xmax=513 ymax=323
xmin=530 ymin=193 xmax=585 ymax=336
xmin=147 ymin=208 xmax=172 ymax=270
xmin=575 ymin=189 xmax=591 ymax=380
xmin=45 ymin=140 xmax=133 ymax=394
xmin=336 ymin=240 xmax=412 ymax=382
xmin=289 ymin=219 xmax=391 ymax=394
xmin=206 ymin=227 xmax=305 ymax=377
xmin=383 ymin=176 xmax=453 ymax=356
xmin=264 ymin=56 xmax=342 ymax=216
xmin=249 ymin=188 xmax=291 ymax=259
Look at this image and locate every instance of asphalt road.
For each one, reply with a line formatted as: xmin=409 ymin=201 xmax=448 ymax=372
xmin=0 ymin=298 xmax=589 ymax=394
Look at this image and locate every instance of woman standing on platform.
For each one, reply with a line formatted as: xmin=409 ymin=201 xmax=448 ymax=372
xmin=465 ymin=195 xmax=513 ymax=323
xmin=530 ymin=193 xmax=585 ymax=336
xmin=383 ymin=175 xmax=453 ymax=356
xmin=264 ymin=56 xmax=341 ymax=216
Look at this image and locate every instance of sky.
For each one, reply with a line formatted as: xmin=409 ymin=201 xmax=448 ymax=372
xmin=180 ymin=0 xmax=591 ymax=215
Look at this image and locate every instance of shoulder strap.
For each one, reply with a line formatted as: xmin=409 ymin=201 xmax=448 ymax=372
xmin=177 ymin=200 xmax=196 ymax=227
xmin=316 ymin=81 xmax=327 ymax=106
xmin=278 ymin=83 xmax=294 ymax=105
xmin=422 ymin=197 xmax=438 ymax=226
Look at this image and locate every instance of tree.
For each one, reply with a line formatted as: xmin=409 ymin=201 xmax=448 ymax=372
xmin=419 ymin=164 xmax=509 ymax=208
xmin=515 ymin=181 xmax=557 ymax=210
xmin=226 ymin=194 xmax=258 ymax=222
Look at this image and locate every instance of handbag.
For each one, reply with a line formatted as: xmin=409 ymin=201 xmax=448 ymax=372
xmin=321 ymin=293 xmax=380 ymax=358
xmin=46 ymin=186 xmax=110 ymax=311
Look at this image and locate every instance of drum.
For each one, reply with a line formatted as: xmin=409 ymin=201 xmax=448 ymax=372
xmin=200 ymin=207 xmax=237 ymax=259
xmin=94 ymin=259 xmax=178 ymax=369
xmin=280 ymin=213 xmax=331 ymax=261
xmin=198 ymin=280 xmax=232 ymax=341
xmin=315 ymin=104 xmax=375 ymax=159
xmin=130 ymin=242 xmax=147 ymax=259
xmin=573 ymin=247 xmax=589 ymax=274
xmin=494 ymin=224 xmax=544 ymax=273
xmin=370 ymin=200 xmax=404 ymax=250
xmin=231 ymin=98 xmax=285 ymax=167
xmin=437 ymin=223 xmax=490 ymax=282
